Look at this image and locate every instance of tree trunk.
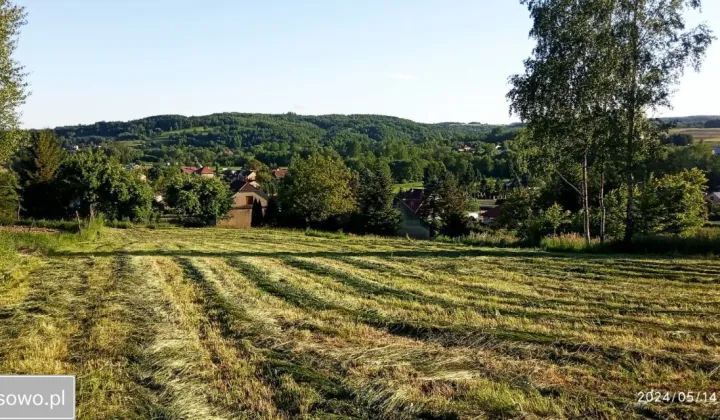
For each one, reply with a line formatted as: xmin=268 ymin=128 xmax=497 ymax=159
xmin=582 ymin=152 xmax=591 ymax=245
xmin=624 ymin=2 xmax=640 ymax=244
xmin=599 ymin=170 xmax=606 ymax=243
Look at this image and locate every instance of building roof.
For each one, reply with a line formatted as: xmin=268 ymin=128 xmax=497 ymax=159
xmin=272 ymin=168 xmax=288 ymax=179
xmin=482 ymin=206 xmax=503 ymax=218
xmin=196 ymin=167 xmax=215 ymax=175
xmin=180 ymin=166 xmax=198 ymax=174
xmin=706 ymin=192 xmax=720 ymax=200
xmin=396 ymin=189 xmax=425 ymax=213
xmin=232 ymin=182 xmax=269 ymax=203
xmin=239 ymin=182 xmax=262 ymax=193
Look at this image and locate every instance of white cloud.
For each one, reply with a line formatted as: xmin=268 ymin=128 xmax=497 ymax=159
xmin=388 ymin=72 xmax=419 ymax=81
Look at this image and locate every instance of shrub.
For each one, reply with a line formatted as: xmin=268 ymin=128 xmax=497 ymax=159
xmin=540 ymin=234 xmax=609 ymax=253
xmin=435 ymin=231 xmax=521 ymax=247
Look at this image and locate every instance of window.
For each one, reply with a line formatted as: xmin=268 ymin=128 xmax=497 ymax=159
xmin=246 ymin=196 xmax=254 ymax=206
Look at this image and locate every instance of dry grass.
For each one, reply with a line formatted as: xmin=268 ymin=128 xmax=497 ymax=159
xmin=1 ymin=226 xmax=718 ymax=419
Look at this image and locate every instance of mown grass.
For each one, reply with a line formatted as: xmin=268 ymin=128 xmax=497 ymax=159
xmin=0 ymin=226 xmax=718 ymax=418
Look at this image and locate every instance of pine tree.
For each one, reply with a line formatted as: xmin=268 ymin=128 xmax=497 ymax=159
xmin=264 ymin=196 xmax=280 ymax=227
xmin=353 ymin=163 xmax=401 ymax=236
xmin=251 ymin=199 xmax=264 ymax=227
xmin=24 ymin=130 xmax=64 ymax=184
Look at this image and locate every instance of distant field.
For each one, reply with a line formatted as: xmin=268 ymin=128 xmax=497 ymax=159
xmin=151 ymin=127 xmax=213 ymax=141
xmin=670 ymin=127 xmax=720 ymax=144
xmin=1 ymin=227 xmax=718 ymax=418
xmin=393 ymin=181 xmax=423 ymax=193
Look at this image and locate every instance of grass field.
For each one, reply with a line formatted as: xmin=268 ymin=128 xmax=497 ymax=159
xmin=1 ymin=227 xmax=719 ymax=419
xmin=393 ymin=182 xmax=423 ymax=193
xmin=670 ymin=128 xmax=720 ymax=145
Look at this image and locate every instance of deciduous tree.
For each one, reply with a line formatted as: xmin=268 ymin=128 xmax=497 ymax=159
xmin=0 ymin=1 xmax=28 ymax=165
xmin=279 ymin=154 xmax=357 ymax=226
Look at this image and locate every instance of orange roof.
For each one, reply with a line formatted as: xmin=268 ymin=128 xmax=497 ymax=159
xmin=239 ymin=182 xmax=262 ymax=193
xmin=196 ymin=167 xmax=215 ymax=175
xmin=272 ymin=168 xmax=288 ymax=179
xmin=180 ymin=166 xmax=198 ymax=174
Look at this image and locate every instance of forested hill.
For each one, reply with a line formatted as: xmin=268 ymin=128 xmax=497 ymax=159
xmin=49 ymin=113 xmax=523 ymax=181
xmin=45 ymin=112 xmax=718 ymax=185
xmin=53 ymin=113 xmax=513 ymax=145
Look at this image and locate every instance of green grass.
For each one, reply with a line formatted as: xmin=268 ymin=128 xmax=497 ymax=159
xmin=392 ymin=181 xmax=423 ymax=193
xmin=0 ymin=226 xmax=719 ymax=418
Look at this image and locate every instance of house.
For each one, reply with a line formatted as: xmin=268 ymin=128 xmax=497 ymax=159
xmin=229 ymin=178 xmax=261 ymax=192
xmin=395 ymin=199 xmax=430 ymax=239
xmin=705 ymin=192 xmax=720 ymax=206
xmin=196 ymin=167 xmax=215 ymax=178
xmin=180 ymin=166 xmax=216 ymax=178
xmin=397 ymin=189 xmax=425 ymax=213
xmin=457 ymin=145 xmax=475 ymax=153
xmin=236 ymin=169 xmax=257 ymax=183
xmin=481 ymin=206 xmax=502 ymax=225
xmin=217 ymin=182 xmax=269 ymax=228
xmin=272 ymin=168 xmax=288 ymax=179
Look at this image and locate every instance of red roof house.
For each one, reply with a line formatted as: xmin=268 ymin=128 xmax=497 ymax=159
xmin=272 ymin=168 xmax=288 ymax=179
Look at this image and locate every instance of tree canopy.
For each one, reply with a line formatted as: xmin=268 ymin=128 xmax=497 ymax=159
xmin=0 ymin=1 xmax=28 ymax=165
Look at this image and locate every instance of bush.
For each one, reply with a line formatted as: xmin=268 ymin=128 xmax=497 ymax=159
xmin=616 ymin=228 xmax=720 ymax=255
xmin=435 ymin=231 xmax=521 ymax=247
xmin=540 ymin=234 xmax=609 ymax=253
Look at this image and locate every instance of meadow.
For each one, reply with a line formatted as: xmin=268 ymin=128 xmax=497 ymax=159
xmin=670 ymin=127 xmax=720 ymax=145
xmin=0 ymin=227 xmax=718 ymax=419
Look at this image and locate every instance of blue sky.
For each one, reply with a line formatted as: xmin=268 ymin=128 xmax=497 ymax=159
xmin=16 ymin=0 xmax=720 ymax=128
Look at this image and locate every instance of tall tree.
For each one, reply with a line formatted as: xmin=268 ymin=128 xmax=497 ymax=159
xmin=351 ymin=162 xmax=401 ymax=236
xmin=264 ymin=195 xmax=280 ymax=227
xmin=251 ymin=199 xmax=264 ymax=227
xmin=23 ymin=130 xmax=64 ymax=184
xmin=509 ymin=0 xmax=618 ymax=244
xmin=0 ymin=1 xmax=27 ymax=165
xmin=613 ymin=0 xmax=713 ymax=242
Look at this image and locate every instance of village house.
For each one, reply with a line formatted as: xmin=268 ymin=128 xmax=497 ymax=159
xmin=217 ymin=182 xmax=269 ymax=228
xmin=458 ymin=145 xmax=475 ymax=153
xmin=705 ymin=192 xmax=720 ymax=207
xmin=395 ymin=189 xmax=430 ymax=239
xmin=236 ymin=169 xmax=257 ymax=183
xmin=480 ymin=206 xmax=502 ymax=225
xmin=180 ymin=166 xmax=216 ymax=178
xmin=272 ymin=168 xmax=288 ymax=179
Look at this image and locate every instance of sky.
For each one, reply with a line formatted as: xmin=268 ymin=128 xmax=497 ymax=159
xmin=15 ymin=0 xmax=720 ymax=128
